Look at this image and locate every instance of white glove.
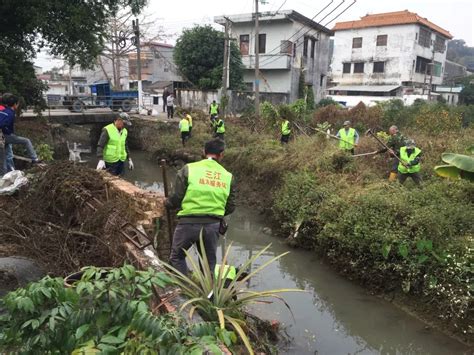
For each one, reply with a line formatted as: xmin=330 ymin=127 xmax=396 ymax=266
xmin=96 ymin=160 xmax=106 ymax=170
xmin=128 ymin=158 xmax=134 ymax=170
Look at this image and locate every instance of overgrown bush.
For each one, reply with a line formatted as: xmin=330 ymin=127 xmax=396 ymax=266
xmin=414 ymin=104 xmax=462 ymax=133
xmin=273 ymin=178 xmax=473 ymax=336
xmin=0 ymin=265 xmax=232 ymax=353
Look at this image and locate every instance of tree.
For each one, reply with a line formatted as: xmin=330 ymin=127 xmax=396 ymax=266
xmin=0 ymin=0 xmax=147 ymax=105
xmin=100 ymin=9 xmax=167 ymax=89
xmin=173 ymin=25 xmax=244 ymax=90
xmin=460 ymin=83 xmax=474 ymax=105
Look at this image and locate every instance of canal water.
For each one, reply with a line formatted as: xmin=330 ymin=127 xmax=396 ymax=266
xmin=110 ymin=151 xmax=469 ymax=355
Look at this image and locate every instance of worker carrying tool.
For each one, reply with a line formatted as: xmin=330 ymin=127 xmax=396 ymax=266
xmin=96 ymin=112 xmax=134 ymax=176
xmin=209 ymin=100 xmax=219 ymax=121
xmin=398 ymin=139 xmax=422 ymax=185
xmin=213 ymin=118 xmax=225 ymax=140
xmin=166 ymin=138 xmax=236 ymax=275
xmin=280 ymin=118 xmax=291 ymax=144
xmin=179 ymin=115 xmax=190 ymax=147
xmin=336 ymin=120 xmax=359 ymax=154
xmin=375 ymin=125 xmax=407 ymax=181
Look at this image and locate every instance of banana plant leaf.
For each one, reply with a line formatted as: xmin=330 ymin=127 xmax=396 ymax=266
xmin=434 ymin=165 xmax=474 ymax=181
xmin=441 ymin=153 xmax=474 ymax=173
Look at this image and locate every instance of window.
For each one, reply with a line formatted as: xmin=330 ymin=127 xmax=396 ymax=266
xmin=434 ymin=35 xmax=446 ymax=52
xmin=415 ymin=56 xmax=432 ymax=74
xmin=303 ymin=37 xmax=309 ymax=57
xmin=352 ymin=37 xmax=362 ymax=48
xmin=311 ymin=39 xmax=316 ymax=58
xmin=376 ymin=35 xmax=387 ymax=46
xmin=153 ymin=96 xmax=159 ymax=105
xmin=433 ymin=61 xmax=442 ymax=77
xmin=258 ymin=33 xmax=266 ymax=54
xmin=373 ymin=61 xmax=385 ymax=73
xmin=320 ymin=74 xmax=325 ymax=86
xmin=240 ymin=34 xmax=249 ymax=55
xmin=78 ymin=86 xmax=85 ymax=93
xmin=343 ymin=63 xmax=351 ymax=73
xmin=418 ymin=28 xmax=431 ymax=48
xmin=280 ymin=40 xmax=293 ymax=55
xmin=353 ymin=62 xmax=364 ymax=73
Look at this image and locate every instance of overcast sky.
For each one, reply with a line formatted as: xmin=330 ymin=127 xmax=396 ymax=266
xmin=35 ymin=0 xmax=474 ymax=70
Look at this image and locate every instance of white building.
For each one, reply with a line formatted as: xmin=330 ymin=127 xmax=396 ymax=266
xmin=215 ymin=10 xmax=332 ymax=102
xmin=329 ymin=10 xmax=453 ymax=106
xmin=128 ymin=42 xmax=184 ymax=91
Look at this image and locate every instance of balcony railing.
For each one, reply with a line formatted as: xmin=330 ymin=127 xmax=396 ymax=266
xmin=242 ymin=54 xmax=291 ymax=70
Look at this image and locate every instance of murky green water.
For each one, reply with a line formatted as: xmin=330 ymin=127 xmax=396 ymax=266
xmin=93 ymin=152 xmax=469 ymax=355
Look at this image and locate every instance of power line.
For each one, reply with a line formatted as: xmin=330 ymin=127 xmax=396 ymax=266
xmin=258 ymin=0 xmax=342 ymax=66
xmin=254 ymin=0 xmax=335 ymax=61
xmin=259 ymin=0 xmax=356 ymax=67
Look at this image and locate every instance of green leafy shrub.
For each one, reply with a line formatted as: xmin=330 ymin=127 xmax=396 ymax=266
xmin=0 ymin=265 xmax=230 ymax=353
xmin=306 ymin=86 xmax=315 ymax=110
xmin=316 ymin=97 xmax=339 ymax=108
xmin=35 ymin=143 xmax=54 ymax=161
xmin=414 ymin=105 xmax=462 ymax=133
xmin=260 ymin=101 xmax=279 ymax=127
xmin=273 ymin=179 xmax=473 ymax=335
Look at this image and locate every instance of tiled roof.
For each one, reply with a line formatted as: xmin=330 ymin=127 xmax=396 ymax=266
xmin=332 ymin=10 xmax=453 ymax=39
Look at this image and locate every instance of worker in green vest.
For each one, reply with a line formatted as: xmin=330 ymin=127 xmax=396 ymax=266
xmin=214 ymin=118 xmax=225 ymax=140
xmin=96 ymin=113 xmax=133 ymax=175
xmin=209 ymin=100 xmax=219 ymax=121
xmin=398 ymin=139 xmax=422 ymax=185
xmin=336 ymin=120 xmax=359 ymax=154
xmin=186 ymin=113 xmax=193 ymax=137
xmin=166 ymin=139 xmax=236 ymax=275
xmin=280 ymin=118 xmax=291 ymax=144
xmin=375 ymin=125 xmax=407 ymax=181
xmin=179 ymin=115 xmax=190 ymax=147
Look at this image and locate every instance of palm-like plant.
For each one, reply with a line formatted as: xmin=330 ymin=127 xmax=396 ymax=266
xmin=161 ymin=235 xmax=303 ymax=355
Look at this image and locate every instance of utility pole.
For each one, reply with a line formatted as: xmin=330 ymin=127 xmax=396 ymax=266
xmin=221 ymin=17 xmax=230 ymax=117
xmin=254 ymin=0 xmax=260 ymax=118
xmin=428 ymin=47 xmax=435 ymax=101
xmin=132 ymin=19 xmax=142 ymax=111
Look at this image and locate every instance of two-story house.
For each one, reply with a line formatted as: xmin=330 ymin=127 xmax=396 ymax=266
xmin=215 ymin=10 xmax=332 ymax=102
xmin=128 ymin=42 xmax=184 ymax=91
xmin=329 ymin=10 xmax=453 ymax=105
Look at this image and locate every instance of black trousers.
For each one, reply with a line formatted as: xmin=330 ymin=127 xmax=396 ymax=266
xmin=167 ymin=105 xmax=174 ymax=118
xmin=181 ymin=131 xmax=190 ymax=146
xmin=280 ymin=134 xmax=290 ymax=144
xmin=105 ymin=160 xmax=125 ymax=176
xmin=169 ymin=222 xmax=220 ymax=275
xmin=398 ymin=172 xmax=422 ymax=185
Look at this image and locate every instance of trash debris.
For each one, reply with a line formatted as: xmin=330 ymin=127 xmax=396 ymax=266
xmin=0 ymin=170 xmax=28 ymax=195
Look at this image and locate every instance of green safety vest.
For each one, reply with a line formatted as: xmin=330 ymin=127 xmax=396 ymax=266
xmin=103 ymin=123 xmax=128 ymax=163
xmin=398 ymin=147 xmax=421 ymax=174
xmin=177 ymin=159 xmax=232 ymax=217
xmin=214 ymin=264 xmax=237 ymax=281
xmin=216 ymin=119 xmax=225 ymax=134
xmin=281 ymin=120 xmax=291 ymax=135
xmin=338 ymin=128 xmax=356 ymax=150
xmin=180 ymin=118 xmax=190 ymax=132
xmin=210 ymin=103 xmax=219 ymax=115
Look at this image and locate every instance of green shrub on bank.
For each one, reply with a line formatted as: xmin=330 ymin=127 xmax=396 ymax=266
xmin=273 ymin=176 xmax=473 ymax=334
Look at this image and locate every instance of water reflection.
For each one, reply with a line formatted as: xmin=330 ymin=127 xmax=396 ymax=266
xmin=221 ymin=209 xmax=469 ymax=355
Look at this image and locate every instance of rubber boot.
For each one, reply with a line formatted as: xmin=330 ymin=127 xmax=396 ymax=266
xmin=388 ymin=172 xmax=397 ymax=181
